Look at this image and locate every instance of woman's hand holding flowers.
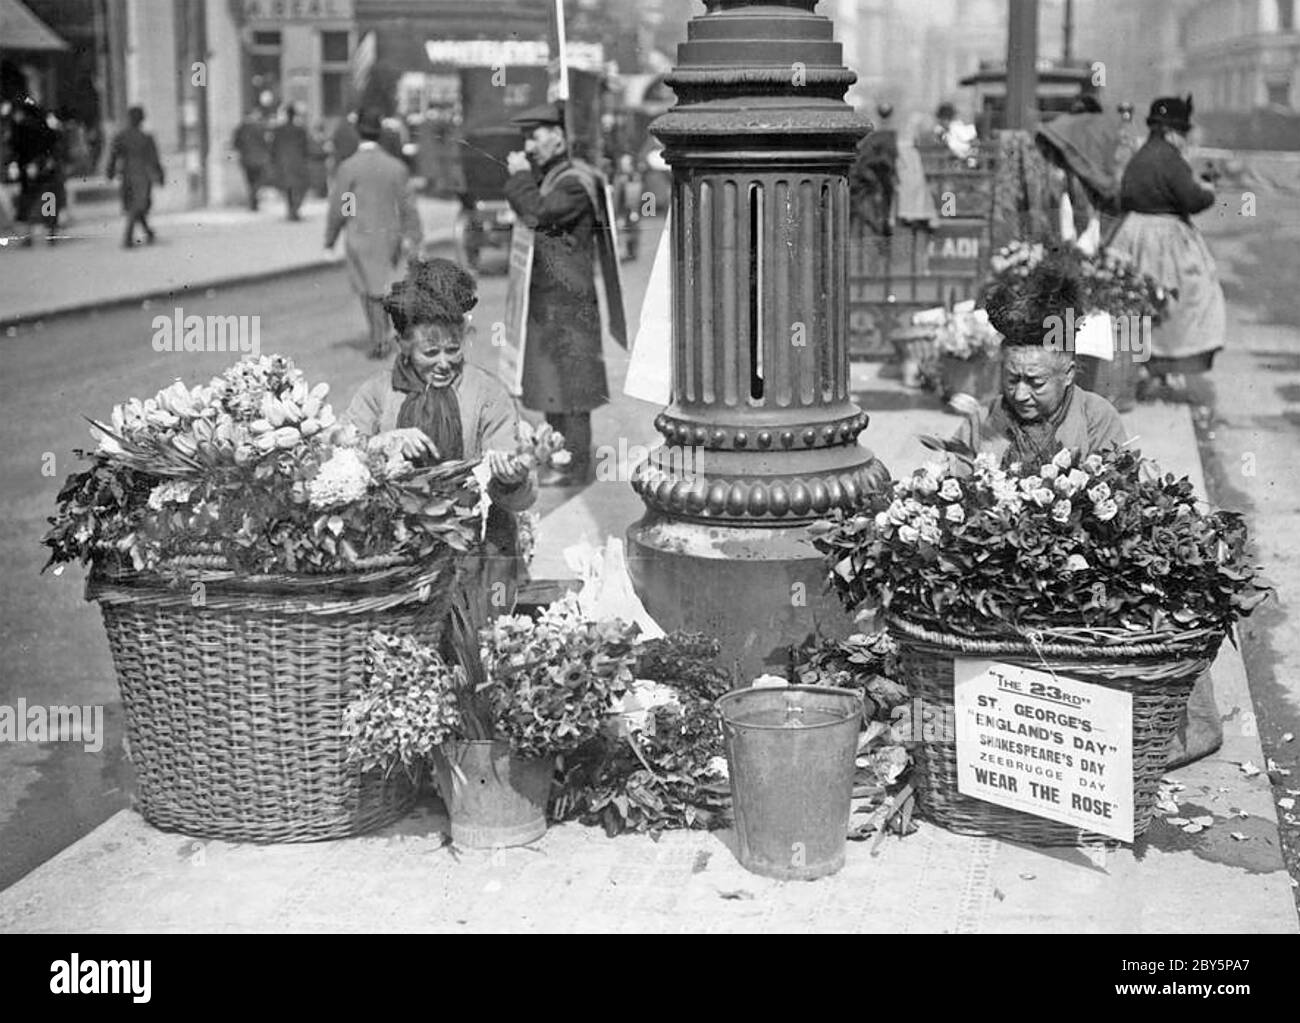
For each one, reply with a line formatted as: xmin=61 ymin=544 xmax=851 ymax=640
xmin=369 ymin=427 xmax=439 ymax=461
xmin=485 ymin=450 xmax=529 ymax=489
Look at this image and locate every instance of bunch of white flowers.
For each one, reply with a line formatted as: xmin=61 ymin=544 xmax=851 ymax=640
xmin=307 ymin=447 xmax=372 ymax=509
xmin=146 ymin=479 xmax=198 ymax=511
xmin=989 ymin=240 xmax=1046 ymax=276
xmin=874 ymin=446 xmax=1129 ymax=548
xmin=517 ymin=419 xmax=571 ymax=469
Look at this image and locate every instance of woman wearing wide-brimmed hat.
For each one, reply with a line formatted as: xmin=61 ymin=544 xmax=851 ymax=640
xmin=1106 ymin=95 xmax=1226 ymax=400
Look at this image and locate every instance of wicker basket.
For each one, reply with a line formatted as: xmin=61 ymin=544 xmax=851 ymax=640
xmin=890 ymin=326 xmax=939 ymax=389
xmin=887 ymin=614 xmax=1224 ymax=847
xmin=87 ymin=553 xmax=459 ymax=843
xmin=937 ymin=354 xmax=1000 ymax=403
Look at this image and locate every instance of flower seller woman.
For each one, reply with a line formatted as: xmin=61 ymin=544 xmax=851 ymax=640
xmin=953 ymin=255 xmax=1128 ymax=469
xmin=342 ymin=257 xmax=536 ymax=605
xmin=948 ymin=253 xmax=1219 ymax=770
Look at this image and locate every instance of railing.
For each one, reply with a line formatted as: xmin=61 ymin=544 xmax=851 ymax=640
xmin=848 ymin=142 xmax=998 ymax=359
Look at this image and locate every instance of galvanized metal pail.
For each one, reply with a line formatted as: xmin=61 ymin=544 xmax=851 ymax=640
xmin=716 ymin=686 xmax=863 ymax=881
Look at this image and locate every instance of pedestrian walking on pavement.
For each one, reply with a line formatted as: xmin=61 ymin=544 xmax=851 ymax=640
xmin=849 ymin=101 xmax=898 ymax=237
xmin=10 ymin=97 xmax=62 ymax=246
xmin=1108 ymin=95 xmax=1226 ymax=401
xmin=1112 ymin=101 xmax=1141 ymax=184
xmin=231 ymin=108 xmax=271 ymax=212
xmin=503 ymin=101 xmax=626 ymax=487
xmin=328 ymin=111 xmax=360 ymax=181
xmin=106 ymin=106 xmax=164 ymax=249
xmin=324 ymin=109 xmax=423 ymax=360
xmin=272 ymin=105 xmax=310 ymax=221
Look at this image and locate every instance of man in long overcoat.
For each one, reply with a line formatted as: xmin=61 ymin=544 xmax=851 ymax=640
xmin=232 ymin=107 xmax=270 ymax=211
xmin=324 ymin=109 xmax=423 ymax=358
xmin=106 ymin=106 xmax=164 ymax=249
xmin=503 ymin=102 xmax=625 ymax=486
xmin=272 ymin=105 xmax=310 ymax=220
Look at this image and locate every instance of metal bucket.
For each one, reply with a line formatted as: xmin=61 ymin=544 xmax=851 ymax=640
xmin=435 ymin=740 xmax=553 ymax=849
xmin=716 ymin=686 xmax=863 ymax=881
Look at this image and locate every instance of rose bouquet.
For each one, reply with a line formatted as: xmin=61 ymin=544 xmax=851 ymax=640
xmin=43 ymin=355 xmax=487 ymax=577
xmin=811 ymin=447 xmax=1269 ymax=641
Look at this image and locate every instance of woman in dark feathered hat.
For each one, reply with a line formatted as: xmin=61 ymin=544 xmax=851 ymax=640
xmin=955 ymin=248 xmax=1128 ymax=469
xmin=1107 ymin=94 xmax=1226 ymax=399
xmin=340 ymin=257 xmax=537 ymax=606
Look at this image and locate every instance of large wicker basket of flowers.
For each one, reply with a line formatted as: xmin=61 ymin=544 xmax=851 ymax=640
xmin=44 ymin=356 xmax=486 ymax=843
xmin=812 ymin=446 xmax=1268 ymax=846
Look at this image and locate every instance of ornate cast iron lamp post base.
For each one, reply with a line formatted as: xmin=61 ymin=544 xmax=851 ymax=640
xmin=626 ymin=0 xmax=889 ymax=677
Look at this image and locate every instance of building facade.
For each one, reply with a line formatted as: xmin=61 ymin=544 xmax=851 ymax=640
xmin=1073 ymin=0 xmax=1196 ymax=112
xmin=1179 ymin=0 xmax=1300 ymax=111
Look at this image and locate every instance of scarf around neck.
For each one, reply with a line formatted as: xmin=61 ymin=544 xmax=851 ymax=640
xmin=391 ymin=355 xmax=464 ymax=462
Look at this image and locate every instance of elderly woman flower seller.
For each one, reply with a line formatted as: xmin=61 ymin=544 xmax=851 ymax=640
xmin=342 ymin=257 xmax=537 ymax=607
xmin=943 ymin=252 xmax=1219 ymax=768
xmin=953 ymin=251 xmax=1128 ymax=469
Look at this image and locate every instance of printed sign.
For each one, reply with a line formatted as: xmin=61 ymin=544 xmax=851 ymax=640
xmin=423 ymin=39 xmax=605 ymax=71
xmin=624 ymin=210 xmax=672 ymax=406
xmin=926 ymin=220 xmax=985 ymax=274
xmin=596 ymin=183 xmax=627 ymax=350
xmin=501 ymin=222 xmax=534 ymax=397
xmin=242 ymin=0 xmax=353 ymax=22
xmin=954 ymin=658 xmax=1134 ymax=842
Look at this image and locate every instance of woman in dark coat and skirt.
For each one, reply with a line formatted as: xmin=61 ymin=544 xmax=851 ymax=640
xmin=1107 ymin=96 xmax=1226 ymax=400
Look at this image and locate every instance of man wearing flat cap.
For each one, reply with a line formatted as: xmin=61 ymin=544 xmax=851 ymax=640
xmin=503 ymin=100 xmax=626 ymax=486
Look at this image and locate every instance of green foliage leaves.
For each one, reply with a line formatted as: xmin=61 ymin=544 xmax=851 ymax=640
xmin=551 ymin=632 xmax=734 ymax=837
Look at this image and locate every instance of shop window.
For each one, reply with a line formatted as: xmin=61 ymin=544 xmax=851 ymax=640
xmin=1267 ymin=80 xmax=1291 ymax=106
xmin=322 ymin=72 xmax=347 ymax=117
xmin=320 ymin=30 xmax=351 ymax=118
xmin=322 ymin=31 xmax=350 ymax=63
xmin=252 ymin=31 xmax=282 ymax=48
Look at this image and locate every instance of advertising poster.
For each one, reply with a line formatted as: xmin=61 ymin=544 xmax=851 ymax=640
xmin=954 ymin=658 xmax=1135 ymax=842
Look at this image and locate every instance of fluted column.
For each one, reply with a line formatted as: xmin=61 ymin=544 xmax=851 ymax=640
xmin=626 ymin=0 xmax=889 ymax=676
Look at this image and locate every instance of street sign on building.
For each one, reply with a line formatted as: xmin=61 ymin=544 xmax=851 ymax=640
xmin=423 ymin=39 xmax=605 ymax=72
xmin=242 ymin=0 xmax=355 ymax=22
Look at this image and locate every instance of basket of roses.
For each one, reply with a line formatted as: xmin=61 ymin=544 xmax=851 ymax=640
xmin=42 ymin=355 xmax=561 ymax=843
xmin=811 ymin=446 xmax=1269 ymax=846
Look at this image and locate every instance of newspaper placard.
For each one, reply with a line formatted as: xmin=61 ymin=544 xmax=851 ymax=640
xmin=1074 ymin=310 xmax=1115 ymax=361
xmin=954 ymin=658 xmax=1135 ymax=842
xmin=501 ymin=222 xmax=535 ymax=397
xmin=623 ymin=210 xmax=673 ymax=406
xmin=595 ymin=183 xmax=628 ymax=350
